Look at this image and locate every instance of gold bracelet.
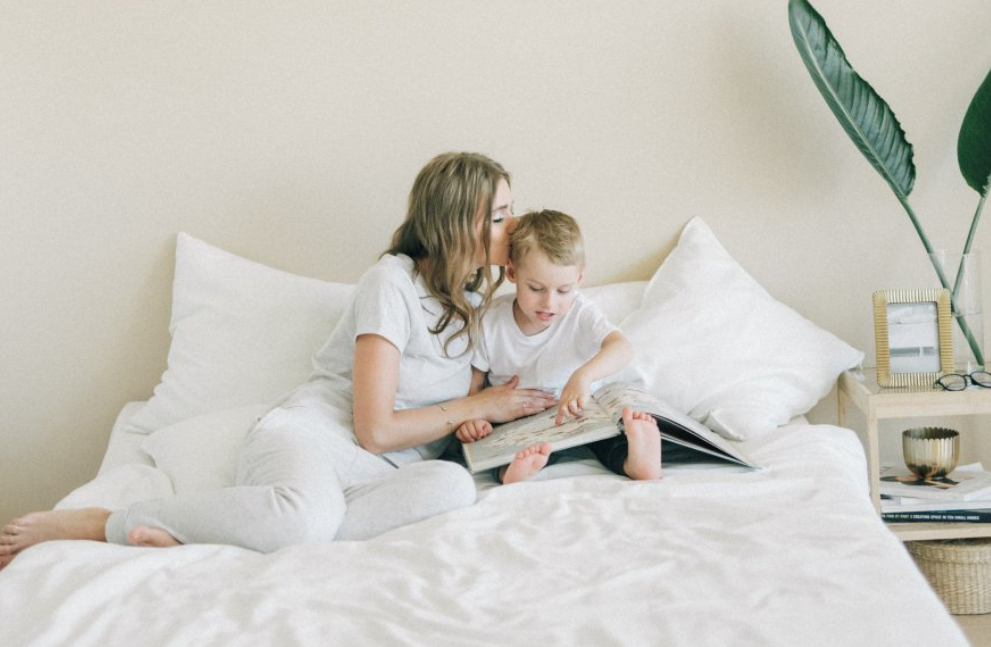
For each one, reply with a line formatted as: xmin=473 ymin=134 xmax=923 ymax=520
xmin=437 ymin=403 xmax=454 ymax=428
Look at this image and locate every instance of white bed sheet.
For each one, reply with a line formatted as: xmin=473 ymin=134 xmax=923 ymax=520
xmin=0 ymin=405 xmax=967 ymax=646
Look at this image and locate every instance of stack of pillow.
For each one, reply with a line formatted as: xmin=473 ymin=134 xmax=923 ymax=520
xmin=130 ymin=218 xmax=863 ymax=494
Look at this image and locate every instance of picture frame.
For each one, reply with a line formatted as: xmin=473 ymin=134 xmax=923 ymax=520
xmin=873 ymin=288 xmax=954 ymax=388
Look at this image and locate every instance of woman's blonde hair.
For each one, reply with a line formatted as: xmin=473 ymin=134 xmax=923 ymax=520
xmin=510 ymin=209 xmax=585 ymax=268
xmin=387 ymin=151 xmax=509 ymax=354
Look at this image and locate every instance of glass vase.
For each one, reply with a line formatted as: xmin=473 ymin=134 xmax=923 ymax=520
xmin=929 ymin=250 xmax=985 ymax=373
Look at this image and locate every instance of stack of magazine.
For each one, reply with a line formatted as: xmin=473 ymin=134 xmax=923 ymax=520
xmin=880 ymin=463 xmax=991 ymax=523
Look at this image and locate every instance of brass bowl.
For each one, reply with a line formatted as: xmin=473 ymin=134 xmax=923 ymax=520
xmin=902 ymin=427 xmax=960 ymax=481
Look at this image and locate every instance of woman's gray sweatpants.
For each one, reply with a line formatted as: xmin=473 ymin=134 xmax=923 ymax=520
xmin=104 ymin=400 xmax=476 ymax=552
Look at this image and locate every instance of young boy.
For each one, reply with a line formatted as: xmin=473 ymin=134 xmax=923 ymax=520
xmin=457 ymin=209 xmax=662 ymax=484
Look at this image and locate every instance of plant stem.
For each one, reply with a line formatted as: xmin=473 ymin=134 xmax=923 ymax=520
xmin=897 ymin=195 xmax=985 ymax=367
xmin=960 ymin=192 xmax=987 ymax=257
xmin=955 ymin=193 xmax=989 ymax=299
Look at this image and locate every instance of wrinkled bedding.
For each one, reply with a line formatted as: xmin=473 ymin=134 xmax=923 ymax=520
xmin=0 ymin=413 xmax=967 ymax=646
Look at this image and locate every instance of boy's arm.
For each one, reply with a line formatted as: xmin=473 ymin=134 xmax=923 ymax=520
xmin=556 ymin=330 xmax=633 ymax=425
xmin=467 ymin=367 xmax=488 ymax=395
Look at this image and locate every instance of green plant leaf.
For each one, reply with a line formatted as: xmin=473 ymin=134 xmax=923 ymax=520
xmin=959 ymin=66 xmax=991 ymax=196
xmin=788 ymin=0 xmax=915 ymax=199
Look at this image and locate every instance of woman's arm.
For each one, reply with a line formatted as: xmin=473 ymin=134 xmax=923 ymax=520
xmin=352 ymin=334 xmax=556 ymax=454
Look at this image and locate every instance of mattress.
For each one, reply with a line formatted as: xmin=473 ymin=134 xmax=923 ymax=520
xmin=0 ymin=404 xmax=967 ymax=646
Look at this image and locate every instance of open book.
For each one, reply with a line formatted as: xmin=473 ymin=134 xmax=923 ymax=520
xmin=459 ymin=381 xmax=758 ymax=473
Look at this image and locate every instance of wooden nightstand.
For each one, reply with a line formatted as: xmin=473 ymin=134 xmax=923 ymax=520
xmin=838 ymin=368 xmax=991 ymax=541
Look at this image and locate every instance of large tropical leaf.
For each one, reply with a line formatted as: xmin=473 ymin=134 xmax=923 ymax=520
xmin=788 ymin=0 xmax=916 ymax=199
xmin=959 ymin=66 xmax=991 ymax=196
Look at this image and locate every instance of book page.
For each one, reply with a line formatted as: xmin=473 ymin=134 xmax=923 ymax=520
xmin=592 ymin=381 xmax=684 ymax=425
xmin=460 ymin=400 xmax=621 ymax=473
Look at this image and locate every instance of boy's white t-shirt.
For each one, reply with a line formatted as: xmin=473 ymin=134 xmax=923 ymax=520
xmin=286 ymin=253 xmax=477 ymax=464
xmin=473 ymin=292 xmax=618 ymax=395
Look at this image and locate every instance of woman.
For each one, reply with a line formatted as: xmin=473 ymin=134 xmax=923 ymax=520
xmin=0 ymin=152 xmax=556 ymax=562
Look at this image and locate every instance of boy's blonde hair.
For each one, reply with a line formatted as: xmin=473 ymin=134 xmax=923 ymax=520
xmin=511 ymin=209 xmax=585 ymax=268
xmin=387 ymin=151 xmax=509 ymax=353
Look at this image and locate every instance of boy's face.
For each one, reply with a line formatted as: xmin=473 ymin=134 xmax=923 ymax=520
xmin=507 ymin=250 xmax=583 ymax=333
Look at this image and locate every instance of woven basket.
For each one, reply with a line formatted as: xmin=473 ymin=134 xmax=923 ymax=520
xmin=908 ymin=538 xmax=991 ymax=615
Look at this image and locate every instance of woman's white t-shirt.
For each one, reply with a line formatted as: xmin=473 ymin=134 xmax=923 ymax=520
xmin=285 ymin=253 xmax=477 ymax=464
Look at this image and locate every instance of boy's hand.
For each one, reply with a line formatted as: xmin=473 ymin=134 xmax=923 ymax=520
xmin=456 ymin=419 xmax=493 ymax=443
xmin=556 ymin=371 xmax=592 ymax=426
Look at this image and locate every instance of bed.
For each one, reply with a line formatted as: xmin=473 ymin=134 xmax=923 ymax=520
xmin=0 ymin=218 xmax=969 ymax=646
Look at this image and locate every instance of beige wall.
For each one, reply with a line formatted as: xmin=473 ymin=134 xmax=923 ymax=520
xmin=2 ymin=1 xmax=990 ymax=523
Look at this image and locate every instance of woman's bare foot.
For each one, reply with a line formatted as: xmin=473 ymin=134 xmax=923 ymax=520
xmin=0 ymin=507 xmax=111 ymax=570
xmin=501 ymin=442 xmax=552 ymax=484
xmin=128 ymin=526 xmax=182 ymax=548
xmin=622 ymin=408 xmax=662 ymax=480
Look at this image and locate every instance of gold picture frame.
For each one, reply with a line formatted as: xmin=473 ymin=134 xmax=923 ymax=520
xmin=873 ymin=288 xmax=954 ymax=387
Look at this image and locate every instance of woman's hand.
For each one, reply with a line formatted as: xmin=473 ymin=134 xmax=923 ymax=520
xmin=556 ymin=370 xmax=592 ymax=425
xmin=455 ymin=419 xmax=492 ymax=443
xmin=472 ymin=376 xmax=556 ymax=423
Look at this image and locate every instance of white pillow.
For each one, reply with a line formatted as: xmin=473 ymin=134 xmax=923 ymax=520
xmin=55 ymin=464 xmax=175 ymax=510
xmin=620 ymin=217 xmax=863 ymax=440
xmin=583 ymin=281 xmax=646 ymax=325
xmin=142 ymin=404 xmax=266 ymax=494
xmin=126 ymin=233 xmax=354 ymax=434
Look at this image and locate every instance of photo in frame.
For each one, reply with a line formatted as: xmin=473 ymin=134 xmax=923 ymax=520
xmin=873 ymin=288 xmax=954 ymax=387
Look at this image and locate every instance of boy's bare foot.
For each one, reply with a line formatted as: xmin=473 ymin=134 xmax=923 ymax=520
xmin=0 ymin=508 xmax=112 ymax=570
xmin=622 ymin=408 xmax=662 ymax=480
xmin=501 ymin=442 xmax=552 ymax=484
xmin=128 ymin=526 xmax=182 ymax=548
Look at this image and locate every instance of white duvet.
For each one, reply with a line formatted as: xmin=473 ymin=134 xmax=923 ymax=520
xmin=0 ymin=420 xmax=967 ymax=646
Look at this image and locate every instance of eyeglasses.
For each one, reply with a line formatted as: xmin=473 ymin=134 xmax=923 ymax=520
xmin=934 ymin=371 xmax=991 ymax=391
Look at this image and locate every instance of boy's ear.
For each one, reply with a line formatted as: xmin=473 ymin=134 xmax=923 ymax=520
xmin=506 ymin=260 xmax=518 ymax=283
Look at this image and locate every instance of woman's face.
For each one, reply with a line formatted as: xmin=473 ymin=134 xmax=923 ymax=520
xmin=477 ymin=178 xmax=514 ymax=268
